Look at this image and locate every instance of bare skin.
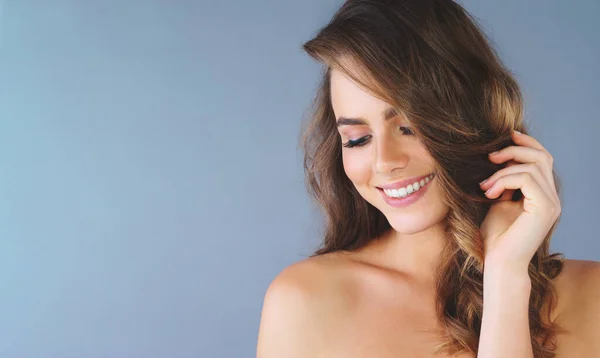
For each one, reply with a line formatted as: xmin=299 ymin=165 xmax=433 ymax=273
xmin=257 ymin=69 xmax=600 ymax=357
xmin=257 ymin=245 xmax=599 ymax=358
xmin=294 ymin=248 xmax=473 ymax=358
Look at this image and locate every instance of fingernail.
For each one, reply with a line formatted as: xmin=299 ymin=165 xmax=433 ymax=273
xmin=479 ymin=178 xmax=488 ymax=185
xmin=489 ymin=151 xmax=498 ymax=156
xmin=514 ymin=130 xmax=521 ymax=135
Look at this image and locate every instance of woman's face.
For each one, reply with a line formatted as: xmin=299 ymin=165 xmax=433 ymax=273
xmin=330 ymin=69 xmax=449 ymax=235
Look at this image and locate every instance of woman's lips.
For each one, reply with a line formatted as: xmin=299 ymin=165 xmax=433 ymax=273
xmin=377 ymin=173 xmax=434 ymax=190
xmin=378 ymin=174 xmax=434 ymax=208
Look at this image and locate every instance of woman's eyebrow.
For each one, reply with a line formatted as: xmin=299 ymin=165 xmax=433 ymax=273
xmin=336 ymin=107 xmax=398 ymax=127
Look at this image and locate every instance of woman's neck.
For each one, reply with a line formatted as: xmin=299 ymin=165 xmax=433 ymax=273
xmin=355 ymin=223 xmax=449 ymax=286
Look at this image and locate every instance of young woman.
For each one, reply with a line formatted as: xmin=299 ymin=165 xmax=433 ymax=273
xmin=257 ymin=0 xmax=600 ymax=357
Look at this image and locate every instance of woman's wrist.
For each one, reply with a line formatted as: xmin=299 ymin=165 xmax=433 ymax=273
xmin=479 ymin=263 xmax=533 ymax=357
xmin=483 ymin=259 xmax=532 ymax=294
xmin=484 ymin=258 xmax=530 ymax=278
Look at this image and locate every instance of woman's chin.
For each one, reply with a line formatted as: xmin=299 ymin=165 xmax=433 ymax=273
xmin=386 ymin=216 xmax=434 ymax=235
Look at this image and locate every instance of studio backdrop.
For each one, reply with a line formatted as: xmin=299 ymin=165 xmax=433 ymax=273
xmin=0 ymin=0 xmax=598 ymax=357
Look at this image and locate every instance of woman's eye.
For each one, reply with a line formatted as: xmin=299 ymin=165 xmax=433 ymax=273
xmin=399 ymin=126 xmax=415 ymax=135
xmin=343 ymin=135 xmax=371 ymax=148
xmin=342 ymin=126 xmax=415 ymax=149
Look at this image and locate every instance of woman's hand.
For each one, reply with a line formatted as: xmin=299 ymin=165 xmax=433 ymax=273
xmin=478 ymin=130 xmax=561 ymax=271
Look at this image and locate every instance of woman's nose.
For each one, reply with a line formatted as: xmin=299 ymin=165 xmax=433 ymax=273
xmin=373 ymin=135 xmax=409 ymax=174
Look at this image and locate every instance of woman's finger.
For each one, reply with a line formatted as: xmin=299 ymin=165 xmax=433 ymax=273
xmin=511 ymin=130 xmax=546 ymax=151
xmin=480 ymin=162 xmax=554 ymax=203
xmin=484 ymin=172 xmax=559 ymax=217
xmin=488 ymin=146 xmax=556 ymax=197
xmin=511 ymin=130 xmax=555 ymax=187
xmin=498 ymin=159 xmax=518 ymax=201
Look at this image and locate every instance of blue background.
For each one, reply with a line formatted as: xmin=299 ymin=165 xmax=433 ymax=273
xmin=0 ymin=1 xmax=598 ymax=357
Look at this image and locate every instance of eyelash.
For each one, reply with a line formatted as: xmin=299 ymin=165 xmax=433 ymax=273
xmin=342 ymin=126 xmax=415 ymax=148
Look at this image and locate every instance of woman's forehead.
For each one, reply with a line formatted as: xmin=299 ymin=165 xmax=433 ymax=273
xmin=331 ymin=71 xmax=388 ymax=115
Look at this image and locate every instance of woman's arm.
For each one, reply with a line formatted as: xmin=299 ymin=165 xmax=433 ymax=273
xmin=476 ymin=130 xmax=563 ymax=357
xmin=477 ymin=261 xmax=533 ymax=358
xmin=477 ymin=259 xmax=600 ymax=357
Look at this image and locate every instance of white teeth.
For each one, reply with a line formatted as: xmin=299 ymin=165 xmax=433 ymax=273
xmin=383 ymin=173 xmax=435 ymax=199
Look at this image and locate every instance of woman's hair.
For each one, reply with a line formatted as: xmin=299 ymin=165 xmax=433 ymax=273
xmin=299 ymin=0 xmax=566 ymax=356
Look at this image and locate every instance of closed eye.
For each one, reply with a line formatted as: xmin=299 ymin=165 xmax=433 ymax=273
xmin=342 ymin=126 xmax=415 ymax=148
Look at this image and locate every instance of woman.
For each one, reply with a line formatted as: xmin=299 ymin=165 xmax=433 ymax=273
xmin=257 ymin=0 xmax=599 ymax=357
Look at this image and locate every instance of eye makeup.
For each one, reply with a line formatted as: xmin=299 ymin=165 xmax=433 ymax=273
xmin=342 ymin=126 xmax=415 ymax=148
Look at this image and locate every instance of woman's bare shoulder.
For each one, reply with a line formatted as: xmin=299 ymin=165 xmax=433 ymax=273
xmin=262 ymin=251 xmax=358 ymax=309
xmin=256 ymin=252 xmax=357 ymax=358
xmin=554 ymin=258 xmax=600 ymax=303
xmin=552 ymin=258 xmax=600 ymax=356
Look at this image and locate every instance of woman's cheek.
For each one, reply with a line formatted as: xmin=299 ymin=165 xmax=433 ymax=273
xmin=342 ymin=153 xmax=371 ymax=185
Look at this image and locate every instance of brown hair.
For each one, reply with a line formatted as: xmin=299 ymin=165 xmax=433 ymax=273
xmin=299 ymin=0 xmax=566 ymax=356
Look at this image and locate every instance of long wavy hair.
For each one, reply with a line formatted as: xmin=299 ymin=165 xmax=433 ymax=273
xmin=299 ymin=0 xmax=566 ymax=356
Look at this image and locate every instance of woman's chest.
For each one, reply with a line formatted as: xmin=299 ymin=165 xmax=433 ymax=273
xmin=322 ymin=297 xmax=476 ymax=358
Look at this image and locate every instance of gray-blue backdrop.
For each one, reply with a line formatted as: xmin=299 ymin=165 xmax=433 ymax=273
xmin=0 ymin=1 xmax=598 ymax=357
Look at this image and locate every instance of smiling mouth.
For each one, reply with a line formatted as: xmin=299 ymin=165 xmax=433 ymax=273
xmin=379 ymin=173 xmax=435 ymax=199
